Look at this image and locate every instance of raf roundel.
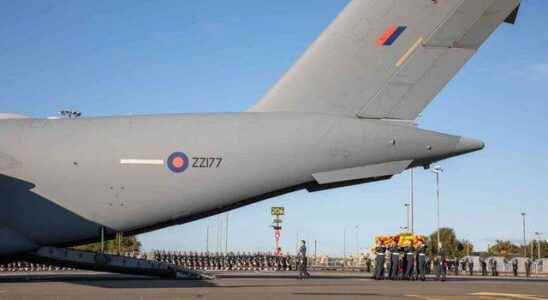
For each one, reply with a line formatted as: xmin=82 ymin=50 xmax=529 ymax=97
xmin=167 ymin=152 xmax=190 ymax=173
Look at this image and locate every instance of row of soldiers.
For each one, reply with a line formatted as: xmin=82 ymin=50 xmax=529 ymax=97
xmin=373 ymin=245 xmax=539 ymax=281
xmin=0 ymin=261 xmax=74 ymax=273
xmin=478 ymin=256 xmax=536 ymax=277
xmin=373 ymin=245 xmax=437 ymax=281
xmin=152 ymin=250 xmax=299 ymax=272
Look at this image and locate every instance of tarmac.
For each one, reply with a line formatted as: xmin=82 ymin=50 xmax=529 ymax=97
xmin=1 ymin=271 xmax=547 ymax=300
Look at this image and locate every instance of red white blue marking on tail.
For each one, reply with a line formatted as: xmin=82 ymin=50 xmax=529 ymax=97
xmin=377 ymin=25 xmax=407 ymax=46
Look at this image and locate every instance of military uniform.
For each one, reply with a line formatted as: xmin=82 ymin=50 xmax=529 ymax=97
xmin=389 ymin=248 xmax=400 ymax=280
xmin=404 ymin=248 xmax=414 ymax=280
xmin=297 ymin=241 xmax=310 ymax=279
xmin=480 ymin=257 xmax=487 ymax=276
xmin=512 ymin=258 xmax=519 ymax=277
xmin=416 ymin=247 xmax=427 ymax=281
xmin=468 ymin=258 xmax=474 ymax=276
xmin=525 ymin=258 xmax=532 ymax=277
xmin=374 ymin=247 xmax=386 ymax=280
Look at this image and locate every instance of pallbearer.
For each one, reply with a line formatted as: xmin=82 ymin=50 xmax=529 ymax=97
xmin=417 ymin=245 xmax=427 ymax=281
xmin=404 ymin=247 xmax=415 ymax=280
xmin=389 ymin=246 xmax=400 ymax=280
xmin=374 ymin=246 xmax=386 ymax=280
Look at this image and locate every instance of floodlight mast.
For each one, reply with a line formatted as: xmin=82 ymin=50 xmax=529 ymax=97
xmin=432 ymin=166 xmax=443 ymax=253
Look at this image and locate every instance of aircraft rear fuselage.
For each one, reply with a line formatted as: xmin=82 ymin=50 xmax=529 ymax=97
xmin=0 ymin=113 xmax=482 ymax=256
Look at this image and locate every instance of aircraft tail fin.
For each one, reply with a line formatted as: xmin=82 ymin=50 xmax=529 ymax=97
xmin=249 ymin=0 xmax=521 ymax=120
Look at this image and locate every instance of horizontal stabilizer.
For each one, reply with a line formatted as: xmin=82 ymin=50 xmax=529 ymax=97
xmin=312 ymin=160 xmax=412 ymax=185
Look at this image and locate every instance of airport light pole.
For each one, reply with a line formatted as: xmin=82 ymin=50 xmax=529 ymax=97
xmin=355 ymin=225 xmax=360 ymax=256
xmin=404 ymin=203 xmax=410 ymax=232
xmin=521 ymin=212 xmax=527 ymax=257
xmin=206 ymin=225 xmax=210 ymax=253
xmin=343 ymin=227 xmax=347 ymax=260
xmin=432 ymin=166 xmax=443 ymax=252
xmin=535 ymin=232 xmax=543 ymax=259
xmin=225 ymin=213 xmax=229 ymax=254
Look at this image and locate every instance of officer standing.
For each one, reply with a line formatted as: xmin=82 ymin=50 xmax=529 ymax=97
xmin=374 ymin=246 xmax=386 ymax=280
xmin=297 ymin=240 xmax=310 ymax=279
xmin=416 ymin=245 xmax=427 ymax=281
xmin=512 ymin=257 xmax=519 ymax=277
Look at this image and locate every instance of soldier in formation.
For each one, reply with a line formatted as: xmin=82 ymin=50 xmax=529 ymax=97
xmin=489 ymin=258 xmax=498 ymax=276
xmin=467 ymin=257 xmax=474 ymax=276
xmin=479 ymin=256 xmax=488 ymax=276
xmin=512 ymin=257 xmax=519 ymax=277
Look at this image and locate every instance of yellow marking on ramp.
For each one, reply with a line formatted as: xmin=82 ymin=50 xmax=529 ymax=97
xmin=471 ymin=293 xmax=548 ymax=300
xmin=396 ymin=37 xmax=423 ymax=67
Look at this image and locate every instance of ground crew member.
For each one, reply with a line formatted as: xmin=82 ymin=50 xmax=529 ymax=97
xmin=512 ymin=257 xmax=519 ymax=277
xmin=417 ymin=246 xmax=427 ymax=281
xmin=374 ymin=246 xmax=386 ymax=280
xmin=404 ymin=247 xmax=414 ymax=280
xmin=389 ymin=247 xmax=400 ymax=280
xmin=297 ymin=240 xmax=310 ymax=279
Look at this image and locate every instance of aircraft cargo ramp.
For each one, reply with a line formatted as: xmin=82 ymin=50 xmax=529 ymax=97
xmin=24 ymin=247 xmax=214 ymax=280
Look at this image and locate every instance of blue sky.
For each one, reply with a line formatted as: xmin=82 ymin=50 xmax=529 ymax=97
xmin=1 ymin=1 xmax=547 ymax=256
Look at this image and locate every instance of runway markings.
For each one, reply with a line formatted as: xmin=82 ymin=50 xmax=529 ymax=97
xmin=470 ymin=293 xmax=548 ymax=300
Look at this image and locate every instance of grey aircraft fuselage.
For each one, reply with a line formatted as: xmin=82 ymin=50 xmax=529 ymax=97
xmin=0 ymin=113 xmax=482 ymax=256
xmin=2 ymin=0 xmax=523 ymax=260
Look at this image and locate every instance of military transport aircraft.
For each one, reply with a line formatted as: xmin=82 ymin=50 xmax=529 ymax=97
xmin=0 ymin=0 xmax=521 ymax=275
